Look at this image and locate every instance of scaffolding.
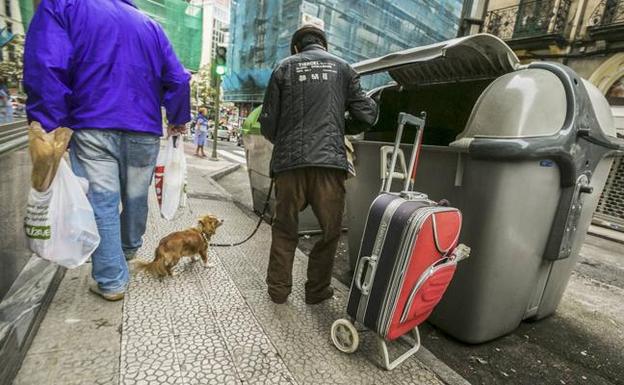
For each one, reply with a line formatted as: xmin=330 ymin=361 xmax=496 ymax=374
xmin=224 ymin=0 xmax=463 ymax=103
xmin=134 ymin=0 xmax=203 ymax=71
xmin=18 ymin=0 xmax=34 ymax=31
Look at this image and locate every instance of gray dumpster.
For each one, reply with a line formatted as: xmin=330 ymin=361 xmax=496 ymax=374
xmin=346 ymin=34 xmax=623 ymax=343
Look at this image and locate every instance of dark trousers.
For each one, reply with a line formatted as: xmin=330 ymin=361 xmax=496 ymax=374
xmin=266 ymin=167 xmax=346 ymax=302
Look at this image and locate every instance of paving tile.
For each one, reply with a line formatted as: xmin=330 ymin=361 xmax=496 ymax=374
xmin=17 ymin=346 xmax=119 ymax=385
xmin=170 ymin=304 xmax=219 ymax=336
xmin=175 ymin=333 xmax=240 ymax=385
xmin=228 ymin=344 xmax=291 ymax=381
xmin=13 ymin=352 xmax=61 ymax=385
xmin=121 ymin=335 xmax=183 ymax=385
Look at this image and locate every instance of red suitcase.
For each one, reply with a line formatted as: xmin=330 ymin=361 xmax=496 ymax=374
xmin=331 ymin=112 xmax=470 ymax=370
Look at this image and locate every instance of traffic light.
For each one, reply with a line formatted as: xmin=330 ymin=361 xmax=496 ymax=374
xmin=215 ymin=46 xmax=227 ymax=76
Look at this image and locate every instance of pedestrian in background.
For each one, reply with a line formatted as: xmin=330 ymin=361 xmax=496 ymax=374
xmin=193 ymin=107 xmax=210 ymax=157
xmin=260 ymin=25 xmax=378 ymax=305
xmin=24 ymin=0 xmax=191 ymax=301
xmin=0 ymin=80 xmax=13 ymax=124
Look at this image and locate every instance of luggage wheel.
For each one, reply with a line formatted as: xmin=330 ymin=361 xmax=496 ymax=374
xmin=331 ymin=319 xmax=359 ymax=354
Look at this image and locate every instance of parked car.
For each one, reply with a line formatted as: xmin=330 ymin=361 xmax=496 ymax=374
xmin=211 ymin=126 xmax=230 ymax=141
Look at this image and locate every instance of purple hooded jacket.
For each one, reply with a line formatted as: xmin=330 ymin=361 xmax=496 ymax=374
xmin=24 ymin=0 xmax=191 ymax=135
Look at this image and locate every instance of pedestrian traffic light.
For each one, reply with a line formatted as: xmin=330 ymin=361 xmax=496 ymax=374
xmin=215 ymin=46 xmax=227 ymax=76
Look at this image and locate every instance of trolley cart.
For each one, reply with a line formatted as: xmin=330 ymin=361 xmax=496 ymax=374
xmin=331 ymin=112 xmax=470 ymax=370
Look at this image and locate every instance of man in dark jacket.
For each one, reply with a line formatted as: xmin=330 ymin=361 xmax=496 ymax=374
xmin=260 ymin=25 xmax=378 ymax=304
xmin=24 ymin=0 xmax=190 ymax=301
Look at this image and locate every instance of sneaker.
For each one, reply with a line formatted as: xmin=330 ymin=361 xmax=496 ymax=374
xmin=89 ymin=282 xmax=125 ymax=301
xmin=305 ymin=287 xmax=334 ymax=305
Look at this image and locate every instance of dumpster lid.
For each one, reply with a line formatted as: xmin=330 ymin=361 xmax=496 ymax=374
xmin=353 ymin=34 xmax=520 ymax=86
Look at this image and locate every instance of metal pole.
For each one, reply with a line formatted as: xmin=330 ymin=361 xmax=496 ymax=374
xmin=211 ymin=74 xmax=221 ymax=161
xmin=195 ymin=79 xmax=199 ymax=112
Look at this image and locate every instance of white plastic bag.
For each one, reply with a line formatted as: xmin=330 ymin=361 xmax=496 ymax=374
xmin=159 ymin=136 xmax=187 ymax=220
xmin=24 ymin=158 xmax=100 ymax=268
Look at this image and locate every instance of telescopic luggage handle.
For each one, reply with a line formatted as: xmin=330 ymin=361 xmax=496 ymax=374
xmin=383 ymin=112 xmax=427 ymax=193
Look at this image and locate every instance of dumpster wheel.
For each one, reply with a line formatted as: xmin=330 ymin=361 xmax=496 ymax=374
xmin=331 ymin=319 xmax=359 ymax=353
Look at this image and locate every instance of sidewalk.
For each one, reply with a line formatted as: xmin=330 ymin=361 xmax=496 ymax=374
xmin=14 ymin=147 xmax=464 ymax=385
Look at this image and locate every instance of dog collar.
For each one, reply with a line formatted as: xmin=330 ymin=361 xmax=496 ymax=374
xmin=200 ymin=231 xmax=210 ymax=245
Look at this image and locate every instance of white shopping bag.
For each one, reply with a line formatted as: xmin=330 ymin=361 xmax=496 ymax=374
xmin=159 ymin=136 xmax=187 ymax=220
xmin=24 ymin=158 xmax=100 ymax=268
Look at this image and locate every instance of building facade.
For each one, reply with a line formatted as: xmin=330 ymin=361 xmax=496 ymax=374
xmin=0 ymin=0 xmax=33 ymax=89
xmin=190 ymin=0 xmax=230 ymax=68
xmin=0 ymin=0 xmax=30 ymax=37
xmin=481 ymin=0 xmax=624 ymax=231
xmin=224 ymin=0 xmax=464 ymax=107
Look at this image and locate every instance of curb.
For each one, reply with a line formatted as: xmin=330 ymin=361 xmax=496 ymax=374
xmin=210 ymin=163 xmax=242 ymax=181
xmin=416 ymin=348 xmax=471 ymax=385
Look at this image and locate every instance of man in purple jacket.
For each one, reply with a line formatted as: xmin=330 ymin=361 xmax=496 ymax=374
xmin=24 ymin=0 xmax=191 ymax=301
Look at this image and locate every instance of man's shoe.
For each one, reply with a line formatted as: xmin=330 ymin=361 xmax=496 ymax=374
xmin=305 ymin=287 xmax=334 ymax=305
xmin=89 ymin=282 xmax=125 ymax=301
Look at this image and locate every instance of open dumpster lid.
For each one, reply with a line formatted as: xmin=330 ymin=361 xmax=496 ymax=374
xmin=352 ymin=34 xmax=520 ymax=86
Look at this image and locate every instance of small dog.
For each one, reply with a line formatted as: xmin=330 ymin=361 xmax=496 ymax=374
xmin=137 ymin=215 xmax=223 ymax=277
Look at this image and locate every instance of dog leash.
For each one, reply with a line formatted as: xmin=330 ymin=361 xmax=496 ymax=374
xmin=209 ymin=180 xmax=274 ymax=248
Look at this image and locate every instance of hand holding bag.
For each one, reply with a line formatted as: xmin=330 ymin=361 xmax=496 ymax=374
xmin=25 ymin=158 xmax=100 ymax=268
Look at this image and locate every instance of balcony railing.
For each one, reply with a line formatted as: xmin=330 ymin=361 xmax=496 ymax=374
xmin=589 ymin=0 xmax=624 ymax=28
xmin=484 ymin=0 xmax=571 ymax=41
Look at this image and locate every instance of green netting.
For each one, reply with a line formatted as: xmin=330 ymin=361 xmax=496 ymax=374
xmin=18 ymin=0 xmax=34 ymax=31
xmin=134 ymin=0 xmax=203 ymax=71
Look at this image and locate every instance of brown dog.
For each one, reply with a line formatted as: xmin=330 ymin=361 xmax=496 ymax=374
xmin=137 ymin=215 xmax=223 ymax=277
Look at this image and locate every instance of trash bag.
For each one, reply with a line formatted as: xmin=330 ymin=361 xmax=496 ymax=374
xmin=24 ymin=158 xmax=100 ymax=268
xmin=158 ymin=136 xmax=187 ymax=220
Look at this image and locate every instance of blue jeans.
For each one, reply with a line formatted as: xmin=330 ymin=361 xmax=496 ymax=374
xmin=70 ymin=129 xmax=160 ymax=293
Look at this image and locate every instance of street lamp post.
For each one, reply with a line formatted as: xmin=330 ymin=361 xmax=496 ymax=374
xmin=211 ymin=74 xmax=221 ymax=161
xmin=210 ymin=45 xmax=227 ymax=161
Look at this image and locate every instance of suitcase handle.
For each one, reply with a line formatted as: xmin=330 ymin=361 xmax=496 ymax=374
xmin=383 ymin=112 xmax=427 ymax=193
xmin=355 ymin=256 xmax=376 ymax=295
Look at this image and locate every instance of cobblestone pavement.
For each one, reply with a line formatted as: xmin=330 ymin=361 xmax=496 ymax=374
xmin=121 ymin=189 xmax=447 ymax=385
xmin=14 ymin=148 xmax=460 ymax=385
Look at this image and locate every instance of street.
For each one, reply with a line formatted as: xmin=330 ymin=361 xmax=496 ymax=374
xmin=208 ymin=138 xmax=247 ymax=166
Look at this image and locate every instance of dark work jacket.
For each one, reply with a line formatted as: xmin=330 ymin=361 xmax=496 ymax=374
xmin=259 ymin=44 xmax=378 ymax=176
